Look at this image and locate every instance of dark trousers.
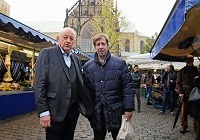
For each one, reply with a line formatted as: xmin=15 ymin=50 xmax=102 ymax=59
xmin=133 ymin=88 xmax=141 ymax=109
xmin=46 ymin=103 xmax=80 ymax=140
xmin=93 ymin=108 xmax=119 ymax=140
xmin=181 ymin=98 xmax=197 ymax=130
xmin=196 ymin=119 xmax=200 ymax=140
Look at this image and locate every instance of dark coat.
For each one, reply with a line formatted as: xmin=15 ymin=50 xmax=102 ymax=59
xmin=176 ymin=65 xmax=198 ymax=96
xmin=83 ymin=51 xmax=134 ymax=131
xmin=34 ymin=46 xmax=93 ymax=122
xmin=162 ymin=71 xmax=177 ymax=90
xmin=131 ymin=72 xmax=142 ymax=89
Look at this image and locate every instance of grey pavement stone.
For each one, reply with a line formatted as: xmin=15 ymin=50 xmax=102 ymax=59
xmin=0 ymin=95 xmax=196 ymax=140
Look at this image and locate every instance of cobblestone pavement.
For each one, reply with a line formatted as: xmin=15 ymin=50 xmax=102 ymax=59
xmin=0 ymin=96 xmax=196 ymax=140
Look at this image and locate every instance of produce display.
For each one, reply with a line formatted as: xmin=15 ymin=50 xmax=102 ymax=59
xmin=0 ymin=81 xmax=31 ymax=91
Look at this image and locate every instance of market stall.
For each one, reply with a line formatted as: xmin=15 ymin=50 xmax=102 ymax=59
xmin=0 ymin=91 xmax=35 ymax=120
xmin=0 ymin=13 xmax=91 ymax=120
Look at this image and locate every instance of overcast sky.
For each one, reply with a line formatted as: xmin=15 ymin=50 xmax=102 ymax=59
xmin=6 ymin=0 xmax=176 ymax=37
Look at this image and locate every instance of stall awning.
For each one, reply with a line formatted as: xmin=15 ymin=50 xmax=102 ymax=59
xmin=0 ymin=13 xmax=57 ymax=50
xmin=150 ymin=0 xmax=200 ymax=62
xmin=126 ymin=53 xmax=199 ymax=69
xmin=71 ymin=48 xmax=91 ymax=60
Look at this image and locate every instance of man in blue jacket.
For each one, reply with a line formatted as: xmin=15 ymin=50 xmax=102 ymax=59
xmin=83 ymin=33 xmax=134 ymax=140
xmin=131 ymin=65 xmax=142 ymax=113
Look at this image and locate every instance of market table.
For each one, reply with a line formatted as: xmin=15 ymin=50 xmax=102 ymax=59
xmin=0 ymin=91 xmax=36 ymax=120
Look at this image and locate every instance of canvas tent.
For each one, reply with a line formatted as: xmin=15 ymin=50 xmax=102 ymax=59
xmin=126 ymin=53 xmax=199 ymax=70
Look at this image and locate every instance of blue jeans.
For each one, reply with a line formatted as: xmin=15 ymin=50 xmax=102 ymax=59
xmin=161 ymin=89 xmax=175 ymax=112
xmin=146 ymin=86 xmax=152 ymax=103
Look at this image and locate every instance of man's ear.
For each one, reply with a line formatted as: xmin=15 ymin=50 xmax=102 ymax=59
xmin=56 ymin=35 xmax=59 ymax=41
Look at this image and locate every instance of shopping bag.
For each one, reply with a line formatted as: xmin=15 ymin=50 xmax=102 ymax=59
xmin=117 ymin=115 xmax=135 ymax=140
xmin=189 ymin=87 xmax=200 ymax=101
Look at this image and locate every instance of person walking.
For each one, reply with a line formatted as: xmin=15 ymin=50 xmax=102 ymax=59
xmin=83 ymin=33 xmax=134 ymax=140
xmin=34 ymin=27 xmax=93 ymax=140
xmin=131 ymin=65 xmax=142 ymax=112
xmin=176 ymin=54 xmax=198 ymax=134
xmin=159 ymin=65 xmax=177 ymax=115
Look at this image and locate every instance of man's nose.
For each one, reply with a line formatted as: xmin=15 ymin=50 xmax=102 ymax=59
xmin=66 ymin=37 xmax=71 ymax=42
xmin=99 ymin=44 xmax=104 ymax=48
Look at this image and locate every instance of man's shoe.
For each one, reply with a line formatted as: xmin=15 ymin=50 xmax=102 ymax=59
xmin=147 ymin=102 xmax=153 ymax=105
xmin=170 ymin=112 xmax=175 ymax=116
xmin=159 ymin=111 xmax=165 ymax=114
xmin=180 ymin=128 xmax=186 ymax=134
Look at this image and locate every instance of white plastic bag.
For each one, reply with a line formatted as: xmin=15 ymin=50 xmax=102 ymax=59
xmin=117 ymin=115 xmax=135 ymax=140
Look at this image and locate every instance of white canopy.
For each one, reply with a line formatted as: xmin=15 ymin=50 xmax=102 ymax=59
xmin=126 ymin=53 xmax=199 ymax=70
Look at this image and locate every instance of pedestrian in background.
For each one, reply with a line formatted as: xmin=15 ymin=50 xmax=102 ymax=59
xmin=141 ymin=74 xmax=147 ymax=97
xmin=176 ymin=54 xmax=198 ymax=134
xmin=83 ymin=33 xmax=134 ymax=140
xmin=146 ymin=69 xmax=153 ymax=105
xmin=159 ymin=65 xmax=177 ymax=115
xmin=34 ymin=27 xmax=93 ymax=140
xmin=131 ymin=65 xmax=142 ymax=112
xmin=190 ymin=72 xmax=200 ymax=140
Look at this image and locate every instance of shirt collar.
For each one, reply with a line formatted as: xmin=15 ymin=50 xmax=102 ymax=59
xmin=60 ymin=47 xmax=72 ymax=57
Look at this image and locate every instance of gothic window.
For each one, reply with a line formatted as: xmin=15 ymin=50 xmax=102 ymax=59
xmin=125 ymin=39 xmax=130 ymax=46
xmin=83 ymin=10 xmax=88 ymax=15
xmin=125 ymin=39 xmax=130 ymax=52
xmin=80 ymin=23 xmax=95 ymax=53
xmin=82 ymin=28 xmax=91 ymax=39
xmin=125 ymin=46 xmax=130 ymax=52
xmin=73 ymin=10 xmax=78 ymax=17
xmin=140 ymin=40 xmax=144 ymax=52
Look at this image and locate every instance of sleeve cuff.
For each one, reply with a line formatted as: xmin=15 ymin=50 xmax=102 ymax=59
xmin=40 ymin=111 xmax=50 ymax=117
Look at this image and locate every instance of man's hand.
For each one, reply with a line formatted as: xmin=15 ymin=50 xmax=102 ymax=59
xmin=195 ymin=76 xmax=199 ymax=79
xmin=40 ymin=115 xmax=51 ymax=128
xmin=124 ymin=111 xmax=133 ymax=121
xmin=179 ymin=94 xmax=184 ymax=100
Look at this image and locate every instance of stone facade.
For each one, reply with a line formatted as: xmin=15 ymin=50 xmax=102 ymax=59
xmin=0 ymin=0 xmax=10 ymax=16
xmin=64 ymin=0 xmax=148 ymax=57
xmin=64 ymin=0 xmax=102 ymax=53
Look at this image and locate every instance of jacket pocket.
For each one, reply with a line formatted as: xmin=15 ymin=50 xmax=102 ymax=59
xmin=47 ymin=92 xmax=57 ymax=98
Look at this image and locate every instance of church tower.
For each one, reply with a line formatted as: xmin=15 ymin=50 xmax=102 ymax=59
xmin=64 ymin=0 xmax=102 ymax=53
